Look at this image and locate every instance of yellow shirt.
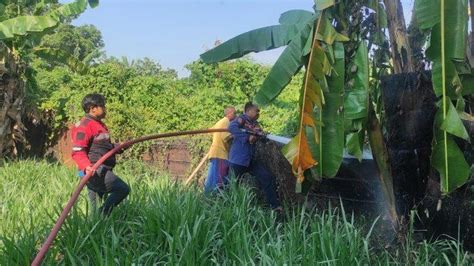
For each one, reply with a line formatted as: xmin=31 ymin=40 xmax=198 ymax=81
xmin=208 ymin=117 xmax=231 ymax=160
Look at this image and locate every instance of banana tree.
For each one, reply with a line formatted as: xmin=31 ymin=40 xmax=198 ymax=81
xmin=201 ymin=8 xmax=351 ymax=184
xmin=200 ymin=0 xmax=400 ymax=222
xmin=415 ymin=0 xmax=472 ymax=194
xmin=200 ymin=0 xmax=472 ymax=223
xmin=0 ymin=0 xmax=98 ymax=157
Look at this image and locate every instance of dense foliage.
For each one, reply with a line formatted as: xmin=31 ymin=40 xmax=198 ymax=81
xmin=0 ymin=0 xmax=99 ymax=157
xmin=1 ymin=160 xmax=470 ymax=264
xmin=1 ymin=0 xmax=301 ymax=157
xmin=32 ymin=52 xmax=301 ymax=148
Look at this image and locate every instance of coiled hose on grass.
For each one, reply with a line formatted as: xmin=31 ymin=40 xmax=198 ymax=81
xmin=32 ymin=128 xmax=228 ymax=265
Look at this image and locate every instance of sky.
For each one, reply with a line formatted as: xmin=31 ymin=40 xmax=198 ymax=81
xmin=66 ymin=0 xmax=415 ymax=77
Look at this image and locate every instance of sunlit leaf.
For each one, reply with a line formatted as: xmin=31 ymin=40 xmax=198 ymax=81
xmin=0 ymin=16 xmax=57 ymax=39
xmin=459 ymin=111 xmax=474 ymax=122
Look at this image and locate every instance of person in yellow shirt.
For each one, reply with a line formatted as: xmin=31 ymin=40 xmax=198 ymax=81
xmin=204 ymin=106 xmax=236 ymax=193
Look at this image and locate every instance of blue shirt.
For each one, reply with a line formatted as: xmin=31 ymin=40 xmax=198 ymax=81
xmin=228 ymin=114 xmax=261 ymax=167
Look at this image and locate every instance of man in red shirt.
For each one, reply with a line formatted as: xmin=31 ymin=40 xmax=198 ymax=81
xmin=71 ymin=93 xmax=130 ymax=215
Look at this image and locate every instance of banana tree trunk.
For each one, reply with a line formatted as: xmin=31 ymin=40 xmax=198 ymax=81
xmin=384 ymin=0 xmax=414 ymax=74
xmin=381 ymin=72 xmax=436 ymax=217
xmin=0 ymin=44 xmax=27 ymax=158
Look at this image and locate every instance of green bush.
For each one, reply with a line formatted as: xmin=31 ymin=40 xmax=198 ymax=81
xmin=33 ymin=57 xmax=301 ymax=155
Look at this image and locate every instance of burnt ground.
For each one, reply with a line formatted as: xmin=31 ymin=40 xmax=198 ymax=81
xmin=381 ymin=72 xmax=474 ymax=250
xmin=254 ymin=139 xmax=474 ymax=251
xmin=252 ymin=139 xmax=400 ymax=247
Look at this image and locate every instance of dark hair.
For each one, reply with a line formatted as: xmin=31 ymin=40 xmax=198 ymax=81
xmin=244 ymin=102 xmax=257 ymax=113
xmin=82 ymin=93 xmax=106 ymax=113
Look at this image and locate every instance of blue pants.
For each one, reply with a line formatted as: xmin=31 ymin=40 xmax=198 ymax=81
xmin=204 ymin=158 xmax=229 ymax=193
xmin=229 ymin=162 xmax=280 ymax=209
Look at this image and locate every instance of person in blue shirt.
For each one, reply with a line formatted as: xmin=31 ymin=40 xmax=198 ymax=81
xmin=228 ymin=102 xmax=282 ymax=211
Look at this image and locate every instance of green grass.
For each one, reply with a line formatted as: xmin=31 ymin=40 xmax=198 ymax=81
xmin=0 ymin=160 xmax=471 ymax=265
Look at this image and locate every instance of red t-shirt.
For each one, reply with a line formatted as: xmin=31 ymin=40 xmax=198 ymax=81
xmin=71 ymin=115 xmax=116 ymax=171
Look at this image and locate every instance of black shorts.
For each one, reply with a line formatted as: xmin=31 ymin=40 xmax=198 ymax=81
xmin=85 ymin=166 xmax=118 ymax=193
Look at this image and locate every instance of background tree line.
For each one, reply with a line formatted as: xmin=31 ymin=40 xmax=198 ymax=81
xmin=29 ymin=24 xmax=302 ymax=156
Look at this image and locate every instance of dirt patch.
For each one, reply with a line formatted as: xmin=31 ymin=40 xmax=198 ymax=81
xmin=417 ymin=179 xmax=474 ymax=251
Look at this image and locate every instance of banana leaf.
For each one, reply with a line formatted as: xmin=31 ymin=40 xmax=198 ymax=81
xmin=440 ymin=99 xmax=470 ymax=141
xmin=432 ymin=99 xmax=470 ymax=193
xmin=0 ymin=0 xmax=98 ymax=40
xmin=461 ymin=75 xmax=474 ymax=95
xmin=432 ymin=130 xmax=470 ymax=193
xmin=417 ymin=0 xmax=467 ymax=97
xmin=200 ymin=11 xmax=315 ymax=64
xmin=200 ymin=25 xmax=304 ymax=64
xmin=312 ymin=42 xmax=345 ymax=177
xmin=346 ymin=131 xmax=364 ymax=161
xmin=414 ymin=0 xmax=440 ymax=29
xmin=254 ymin=22 xmax=314 ymax=105
xmin=344 ymin=43 xmax=369 ymax=120
xmin=49 ymin=0 xmax=88 ymax=20
xmin=88 ymin=0 xmax=99 ymax=8
xmin=316 ymin=16 xmax=350 ymax=45
xmin=283 ymin=19 xmax=326 ymax=185
xmin=282 ymin=131 xmax=318 ymax=185
xmin=0 ymin=16 xmax=57 ymax=39
xmin=415 ymin=0 xmax=470 ymax=194
xmin=283 ymin=14 xmax=348 ymax=184
xmin=368 ymin=0 xmax=388 ymax=45
xmin=279 ymin=10 xmax=314 ymax=25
